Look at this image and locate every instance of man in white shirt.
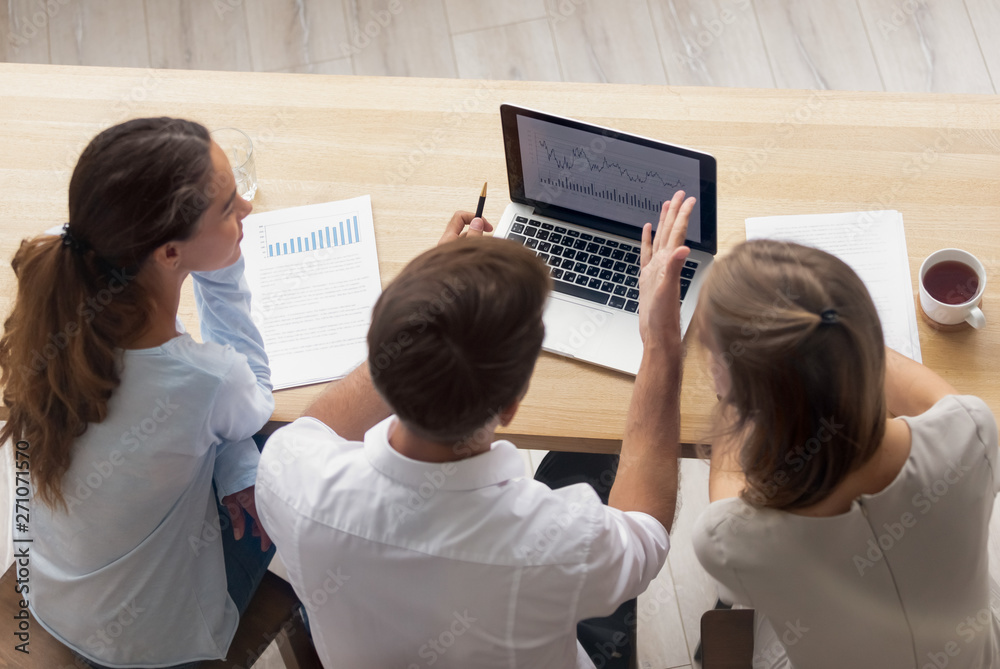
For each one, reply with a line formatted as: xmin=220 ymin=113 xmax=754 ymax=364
xmin=256 ymin=194 xmax=695 ymax=669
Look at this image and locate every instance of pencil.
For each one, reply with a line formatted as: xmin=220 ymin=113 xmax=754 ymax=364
xmin=475 ymin=182 xmax=487 ymax=219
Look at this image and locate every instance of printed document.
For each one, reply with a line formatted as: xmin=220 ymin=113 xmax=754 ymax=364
xmin=745 ymin=210 xmax=922 ymax=362
xmin=240 ymin=196 xmax=381 ymax=389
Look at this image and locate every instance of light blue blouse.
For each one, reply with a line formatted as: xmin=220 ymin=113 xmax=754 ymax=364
xmin=24 ymin=257 xmax=273 ymax=667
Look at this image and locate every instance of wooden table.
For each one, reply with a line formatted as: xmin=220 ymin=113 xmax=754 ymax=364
xmin=3 ymin=64 xmax=999 ymax=453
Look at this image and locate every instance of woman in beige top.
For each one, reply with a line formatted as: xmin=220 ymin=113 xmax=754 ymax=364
xmin=692 ymin=240 xmax=1000 ymax=668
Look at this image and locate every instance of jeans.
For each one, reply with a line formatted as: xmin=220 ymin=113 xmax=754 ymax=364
xmin=533 ymin=451 xmax=636 ymax=669
xmin=215 ymin=483 xmax=277 ymax=619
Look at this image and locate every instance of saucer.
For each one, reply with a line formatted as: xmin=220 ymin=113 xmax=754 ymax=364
xmin=919 ymin=300 xmax=982 ymax=332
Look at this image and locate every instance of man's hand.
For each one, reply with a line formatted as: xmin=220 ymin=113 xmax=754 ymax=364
xmin=638 ymin=191 xmax=696 ymax=346
xmin=438 ymin=210 xmax=493 ymax=245
xmin=222 ymin=485 xmax=272 ymax=552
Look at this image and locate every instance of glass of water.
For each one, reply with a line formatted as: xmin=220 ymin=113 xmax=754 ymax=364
xmin=210 ymin=127 xmax=257 ymax=201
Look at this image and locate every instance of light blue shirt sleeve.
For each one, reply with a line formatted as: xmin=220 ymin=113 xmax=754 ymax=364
xmin=214 ymin=437 xmax=262 ymax=499
xmin=192 ymin=255 xmax=274 ymax=501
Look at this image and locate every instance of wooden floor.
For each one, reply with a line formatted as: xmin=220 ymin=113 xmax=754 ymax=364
xmin=2 ymin=0 xmax=999 ymax=93
xmin=2 ymin=1 xmax=997 ymax=668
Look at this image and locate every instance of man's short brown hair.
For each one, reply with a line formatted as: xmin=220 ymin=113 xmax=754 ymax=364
xmin=367 ymin=237 xmax=550 ymax=443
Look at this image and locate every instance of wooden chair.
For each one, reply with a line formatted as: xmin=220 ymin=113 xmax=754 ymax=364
xmin=699 ymin=608 xmax=755 ymax=669
xmin=0 ymin=563 xmax=321 ymax=669
xmin=203 ymin=570 xmax=321 ymax=669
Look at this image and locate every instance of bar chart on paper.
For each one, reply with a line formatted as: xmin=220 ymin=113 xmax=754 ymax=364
xmin=240 ymin=195 xmax=382 ymax=390
xmin=262 ymin=213 xmax=363 ymax=257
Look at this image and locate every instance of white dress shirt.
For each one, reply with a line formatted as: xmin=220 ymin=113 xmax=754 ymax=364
xmin=256 ymin=416 xmax=670 ymax=669
xmin=26 ymin=257 xmax=273 ymax=667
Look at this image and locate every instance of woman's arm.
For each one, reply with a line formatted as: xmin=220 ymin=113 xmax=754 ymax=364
xmin=708 ymin=407 xmax=748 ymax=503
xmin=192 ymin=255 xmax=272 ymax=398
xmin=884 ymin=347 xmax=957 ymax=417
xmin=193 ymin=256 xmax=275 ymax=503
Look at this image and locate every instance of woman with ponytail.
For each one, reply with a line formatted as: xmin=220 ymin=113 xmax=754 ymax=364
xmin=0 ymin=118 xmax=275 ymax=667
xmin=692 ymin=240 xmax=999 ymax=668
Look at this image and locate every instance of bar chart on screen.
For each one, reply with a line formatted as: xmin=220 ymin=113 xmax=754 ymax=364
xmin=263 ymin=213 xmax=363 ymax=257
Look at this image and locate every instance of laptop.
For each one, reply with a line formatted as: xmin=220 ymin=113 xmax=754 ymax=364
xmin=494 ymin=104 xmax=718 ymax=375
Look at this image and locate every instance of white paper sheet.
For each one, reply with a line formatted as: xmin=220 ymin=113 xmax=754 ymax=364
xmin=745 ymin=210 xmax=922 ymax=362
xmin=240 ymin=195 xmax=382 ymax=389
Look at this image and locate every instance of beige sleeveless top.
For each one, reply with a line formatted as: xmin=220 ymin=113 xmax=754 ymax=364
xmin=695 ymin=395 xmax=1000 ymax=668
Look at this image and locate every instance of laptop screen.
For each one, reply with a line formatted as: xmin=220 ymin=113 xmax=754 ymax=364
xmin=501 ymin=104 xmax=717 ymax=254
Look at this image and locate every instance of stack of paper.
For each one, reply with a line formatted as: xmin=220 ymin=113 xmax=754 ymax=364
xmin=744 ymin=210 xmax=921 ymax=362
xmin=240 ymin=195 xmax=382 ymax=389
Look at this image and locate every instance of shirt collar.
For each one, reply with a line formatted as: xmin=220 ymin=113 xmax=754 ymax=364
xmin=364 ymin=417 xmax=525 ymax=492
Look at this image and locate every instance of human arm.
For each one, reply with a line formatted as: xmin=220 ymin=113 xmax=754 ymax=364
xmin=692 ymin=503 xmax=755 ymax=607
xmin=302 ymin=211 xmax=489 ymax=438
xmin=576 ymin=501 xmax=672 ymax=619
xmin=192 ymin=255 xmax=272 ymax=397
xmin=302 ymin=363 xmax=390 ymax=442
xmin=192 ymin=256 xmax=275 ymax=499
xmin=708 ymin=407 xmax=749 ymax=503
xmin=884 ymin=346 xmax=956 ymax=417
xmin=608 ymin=191 xmax=695 ymax=532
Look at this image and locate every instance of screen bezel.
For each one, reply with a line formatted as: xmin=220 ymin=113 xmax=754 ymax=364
xmin=501 ymin=103 xmax=717 ymax=254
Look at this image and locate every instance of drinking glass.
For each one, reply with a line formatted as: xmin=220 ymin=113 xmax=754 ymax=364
xmin=211 ymin=127 xmax=257 ymax=201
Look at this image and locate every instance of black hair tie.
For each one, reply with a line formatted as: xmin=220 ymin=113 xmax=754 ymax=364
xmin=60 ymin=223 xmax=139 ymax=282
xmin=60 ymin=224 xmax=89 ymax=255
xmin=820 ymin=308 xmax=839 ymax=325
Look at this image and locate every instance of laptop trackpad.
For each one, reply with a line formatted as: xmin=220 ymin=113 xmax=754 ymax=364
xmin=542 ymin=297 xmax=643 ymax=375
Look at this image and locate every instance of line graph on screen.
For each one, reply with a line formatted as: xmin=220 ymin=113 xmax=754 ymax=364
xmin=534 ymin=138 xmax=688 ymax=216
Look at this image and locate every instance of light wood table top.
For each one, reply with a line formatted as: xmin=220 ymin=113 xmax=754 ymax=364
xmin=3 ymin=63 xmax=1000 ymax=453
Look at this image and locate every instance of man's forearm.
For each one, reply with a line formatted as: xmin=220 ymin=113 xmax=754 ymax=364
xmin=303 ymin=363 xmax=391 ymax=441
xmin=609 ymin=342 xmax=683 ymax=532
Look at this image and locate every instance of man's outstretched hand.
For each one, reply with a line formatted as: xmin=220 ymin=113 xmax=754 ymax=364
xmin=637 ymin=191 xmax=696 ymax=347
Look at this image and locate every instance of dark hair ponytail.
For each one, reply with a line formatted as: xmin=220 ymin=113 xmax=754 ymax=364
xmin=0 ymin=117 xmax=215 ymax=508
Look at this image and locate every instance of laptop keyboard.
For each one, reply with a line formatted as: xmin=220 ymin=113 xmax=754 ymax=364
xmin=507 ymin=215 xmax=699 ymax=312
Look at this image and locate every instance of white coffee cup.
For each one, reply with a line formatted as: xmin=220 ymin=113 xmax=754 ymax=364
xmin=918 ymin=248 xmax=986 ymax=329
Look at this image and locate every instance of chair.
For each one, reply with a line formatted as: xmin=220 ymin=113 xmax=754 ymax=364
xmin=699 ymin=608 xmax=755 ymax=669
xmin=0 ymin=563 xmax=321 ymax=669
xmin=203 ymin=570 xmax=321 ymax=669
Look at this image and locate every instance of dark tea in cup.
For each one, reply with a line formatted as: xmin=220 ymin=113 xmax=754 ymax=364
xmin=922 ymin=260 xmax=980 ymax=305
xmin=919 ymin=249 xmax=986 ymax=329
